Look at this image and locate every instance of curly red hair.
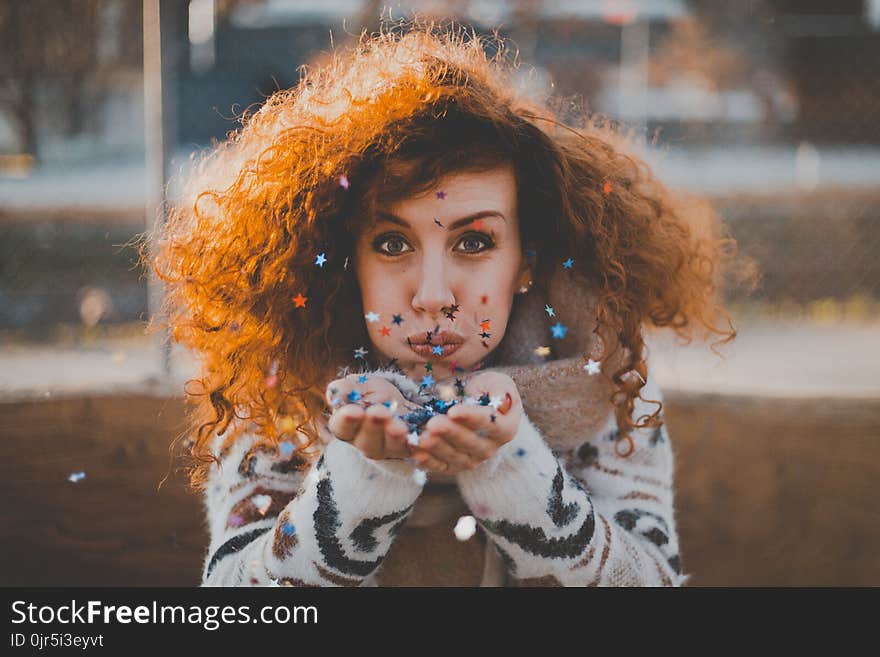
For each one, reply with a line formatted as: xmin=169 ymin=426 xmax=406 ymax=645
xmin=143 ymin=21 xmax=757 ymax=493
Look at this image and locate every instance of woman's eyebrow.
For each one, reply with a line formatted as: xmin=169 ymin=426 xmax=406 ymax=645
xmin=375 ymin=210 xmax=506 ymax=230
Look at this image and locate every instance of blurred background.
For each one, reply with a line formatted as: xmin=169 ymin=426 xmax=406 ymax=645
xmin=1 ymin=0 xmax=878 ymax=586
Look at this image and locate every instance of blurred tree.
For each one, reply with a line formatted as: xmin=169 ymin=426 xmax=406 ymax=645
xmin=0 ymin=0 xmax=142 ymax=160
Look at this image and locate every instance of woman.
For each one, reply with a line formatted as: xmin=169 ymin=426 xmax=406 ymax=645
xmin=148 ymin=24 xmax=752 ymax=586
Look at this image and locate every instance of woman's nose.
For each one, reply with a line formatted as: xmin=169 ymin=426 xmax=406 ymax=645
xmin=411 ymin=258 xmax=456 ymax=317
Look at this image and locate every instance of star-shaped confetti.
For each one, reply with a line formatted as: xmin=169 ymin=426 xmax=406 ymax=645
xmin=545 ymin=305 xmax=555 ymax=317
xmin=365 ymin=311 xmax=380 ymax=323
xmin=68 ymin=471 xmax=86 ymax=483
xmin=583 ymin=358 xmax=602 ymax=375
xmin=353 ymin=346 xmax=368 ymax=360
xmin=392 ymin=314 xmax=404 ymax=325
xmin=347 ymin=389 xmax=362 ymax=402
xmin=251 ymin=494 xmax=272 ymax=515
xmin=281 ymin=522 xmax=296 ymax=536
xmin=357 ymin=374 xmax=368 ymax=383
xmin=420 ymin=374 xmax=435 ymax=388
xmin=454 ymin=515 xmax=477 ymax=541
xmin=279 ymin=441 xmax=295 ymax=456
xmin=292 ymin=293 xmax=308 ymax=308
xmin=480 ymin=319 xmax=491 ymax=332
xmin=563 ymin=258 xmax=574 ymax=269
xmin=551 ymin=322 xmax=568 ymax=339
xmin=534 ymin=346 xmax=551 ymax=357
xmin=413 ymin=469 xmax=427 ymax=485
xmin=339 ymin=175 xmax=350 ymax=189
xmin=407 ymin=431 xmax=420 ymax=446
xmin=441 ymin=303 xmax=460 ymax=320
xmin=479 ymin=331 xmax=491 ymax=339
xmin=470 ymin=218 xmax=483 ymax=231
xmin=315 ymin=253 xmax=327 ymax=267
xmin=436 ymin=191 xmax=446 ymax=199
xmin=603 ymin=180 xmax=613 ymax=195
xmin=487 ymin=396 xmax=503 ymax=410
xmin=379 ymin=326 xmax=391 ymax=337
xmin=424 ymin=362 xmax=433 ymax=372
xmin=431 ymin=345 xmax=444 ymax=356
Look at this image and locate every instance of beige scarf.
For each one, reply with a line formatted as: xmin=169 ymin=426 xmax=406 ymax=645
xmin=379 ymin=269 xmax=627 ymax=586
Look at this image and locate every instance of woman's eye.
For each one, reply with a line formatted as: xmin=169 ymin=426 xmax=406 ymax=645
xmin=456 ymin=233 xmax=494 ymax=253
xmin=373 ymin=234 xmax=412 ymax=256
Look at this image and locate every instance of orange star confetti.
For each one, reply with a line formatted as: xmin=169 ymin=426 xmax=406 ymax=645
xmin=480 ymin=320 xmax=491 ymax=332
xmin=603 ymin=180 xmax=613 ymax=195
xmin=470 ymin=219 xmax=484 ymax=231
xmin=379 ymin=326 xmax=391 ymax=337
xmin=292 ymin=293 xmax=308 ymax=308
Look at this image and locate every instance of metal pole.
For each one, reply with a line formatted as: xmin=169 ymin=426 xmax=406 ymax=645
xmin=143 ymin=0 xmax=172 ymax=377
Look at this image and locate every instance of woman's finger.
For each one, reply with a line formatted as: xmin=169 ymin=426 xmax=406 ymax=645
xmin=352 ymin=403 xmax=392 ymax=459
xmin=426 ymin=414 xmax=495 ymax=462
xmin=419 ymin=422 xmax=477 ymax=470
xmin=383 ymin=416 xmax=411 ymax=459
xmin=327 ymin=404 xmax=364 ymax=441
xmin=412 ymin=451 xmax=449 ymax=473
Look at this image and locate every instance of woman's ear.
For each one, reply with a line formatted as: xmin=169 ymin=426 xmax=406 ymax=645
xmin=516 ymin=247 xmax=536 ymax=292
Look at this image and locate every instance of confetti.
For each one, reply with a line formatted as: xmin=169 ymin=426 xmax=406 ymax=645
xmin=365 ymin=311 xmax=380 ymax=323
xmin=392 ymin=314 xmax=404 ymax=325
xmin=314 ymin=253 xmax=327 ymax=267
xmin=441 ymin=303 xmax=460 ymax=320
xmin=545 ymin=305 xmax=555 ymax=317
xmin=583 ymin=358 xmax=602 ymax=375
xmin=603 ymin=180 xmax=613 ymax=195
xmin=278 ymin=416 xmax=297 ymax=433
xmin=534 ymin=345 xmax=551 ymax=357
xmin=436 ymin=191 xmax=446 ymax=199
xmin=480 ymin=319 xmax=491 ymax=332
xmin=563 ymin=258 xmax=574 ymax=269
xmin=454 ymin=515 xmax=477 ymax=541
xmin=407 ymin=431 xmax=421 ymax=446
xmin=380 ymin=326 xmax=391 ymax=337
xmin=431 ymin=345 xmax=444 ymax=356
xmin=413 ymin=469 xmax=427 ymax=485
xmin=343 ymin=256 xmax=349 ymax=270
xmin=281 ymin=522 xmax=296 ymax=536
xmin=551 ymin=322 xmax=568 ymax=339
xmin=420 ymin=374 xmax=435 ymax=388
xmin=525 ymin=249 xmax=536 ymax=259
xmin=470 ymin=219 xmax=483 ymax=231
xmin=67 ymin=471 xmax=86 ymax=483
xmin=339 ymin=175 xmax=350 ymax=189
xmin=279 ymin=441 xmax=295 ymax=456
xmin=227 ymin=513 xmax=245 ymax=528
xmin=357 ymin=375 xmax=368 ymax=383
xmin=292 ymin=293 xmax=308 ymax=308
xmin=353 ymin=346 xmax=368 ymax=360
xmin=347 ymin=389 xmax=362 ymax=403
xmin=487 ymin=396 xmax=503 ymax=410
xmin=515 ymin=448 xmax=526 ymax=457
xmin=251 ymin=494 xmax=272 ymax=516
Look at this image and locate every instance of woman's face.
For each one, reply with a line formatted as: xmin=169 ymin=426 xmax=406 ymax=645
xmin=353 ymin=164 xmax=532 ymax=385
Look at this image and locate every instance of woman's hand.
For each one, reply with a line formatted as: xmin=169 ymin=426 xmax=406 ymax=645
xmin=325 ymin=374 xmax=414 ymax=461
xmin=410 ymin=371 xmax=522 ymax=475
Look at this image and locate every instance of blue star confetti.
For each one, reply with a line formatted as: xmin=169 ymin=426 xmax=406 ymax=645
xmin=551 ymin=322 xmax=568 ymax=339
xmin=392 ymin=314 xmax=404 ymax=325
xmin=348 ymin=389 xmax=362 ymax=403
xmin=563 ymin=258 xmax=574 ymax=269
xmin=279 ymin=441 xmax=295 ymax=457
xmin=315 ymin=253 xmax=327 ymax=267
xmin=357 ymin=374 xmax=368 ymax=383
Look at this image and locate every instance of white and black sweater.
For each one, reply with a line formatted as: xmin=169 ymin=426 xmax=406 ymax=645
xmin=200 ymin=367 xmax=687 ymax=587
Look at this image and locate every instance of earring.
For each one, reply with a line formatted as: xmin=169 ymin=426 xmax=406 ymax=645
xmin=518 ymin=280 xmax=533 ymax=294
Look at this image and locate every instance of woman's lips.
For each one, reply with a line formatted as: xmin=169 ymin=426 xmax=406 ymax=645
xmin=408 ymin=341 xmax=463 ymax=359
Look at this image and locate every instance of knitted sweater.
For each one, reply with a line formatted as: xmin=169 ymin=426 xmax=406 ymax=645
xmin=200 ymin=270 xmax=688 ymax=587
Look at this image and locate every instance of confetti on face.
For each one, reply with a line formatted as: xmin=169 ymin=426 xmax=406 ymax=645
xmin=563 ymin=258 xmax=574 ymax=269
xmin=365 ymin=311 xmax=380 ymax=323
xmin=353 ymin=346 xmax=368 ymax=360
xmin=379 ymin=326 xmax=391 ymax=337
xmin=470 ymin=219 xmax=483 ymax=231
xmin=441 ymin=303 xmax=460 ymax=321
xmin=454 ymin=515 xmax=477 ymax=541
xmin=487 ymin=396 xmax=503 ymax=410
xmin=480 ymin=319 xmax=491 ymax=332
xmin=431 ymin=345 xmax=444 ymax=356
xmin=292 ymin=293 xmax=308 ymax=308
xmin=551 ymin=322 xmax=568 ymax=339
xmin=436 ymin=191 xmax=446 ymax=199
xmin=339 ymin=175 xmax=350 ymax=189
xmin=583 ymin=358 xmax=602 ymax=375
xmin=392 ymin=314 xmax=404 ymax=325
xmin=545 ymin=305 xmax=555 ymax=317
xmin=68 ymin=471 xmax=86 ymax=483
xmin=315 ymin=253 xmax=327 ymax=267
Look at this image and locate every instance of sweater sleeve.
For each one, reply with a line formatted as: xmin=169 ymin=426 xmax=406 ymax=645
xmin=455 ymin=373 xmax=688 ymax=587
xmin=201 ymin=416 xmax=424 ymax=587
